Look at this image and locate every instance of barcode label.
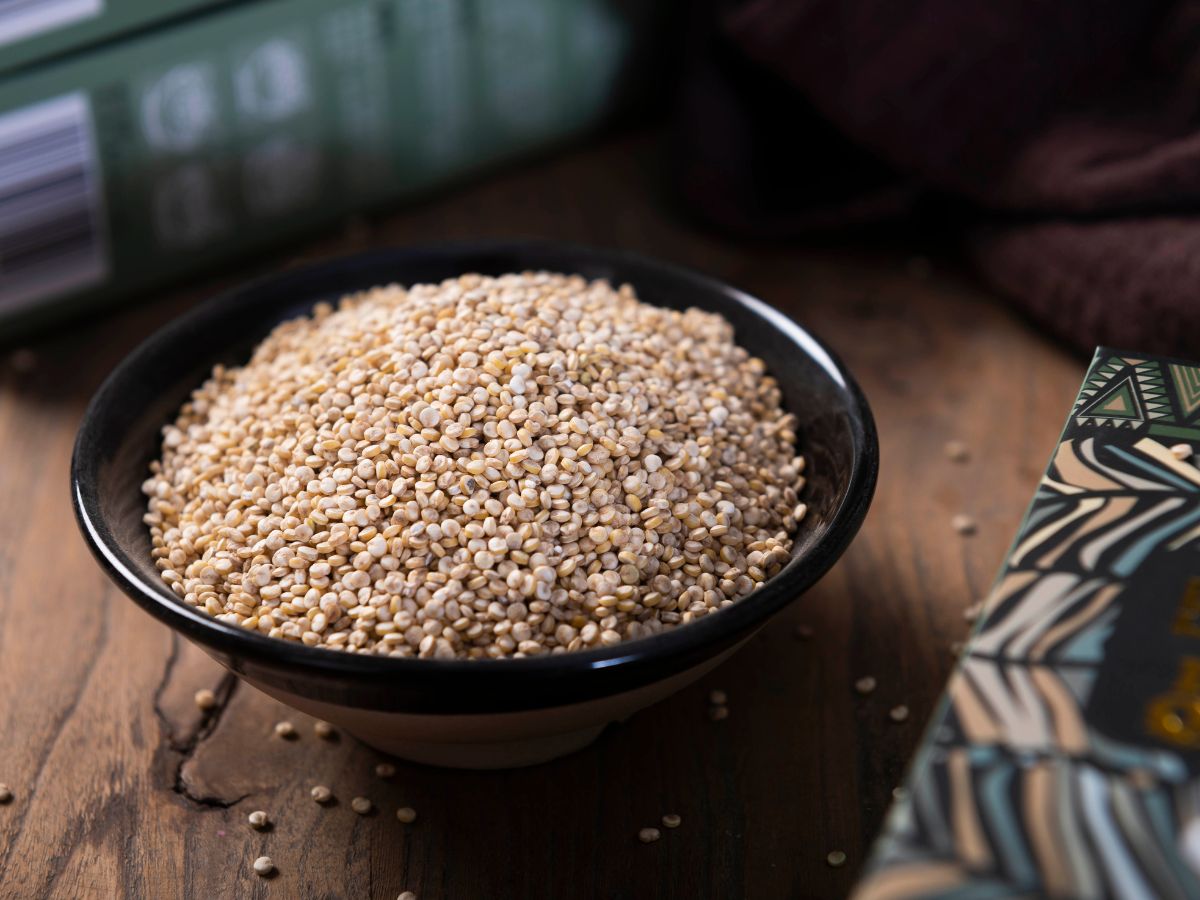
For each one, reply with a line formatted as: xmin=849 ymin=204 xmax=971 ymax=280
xmin=0 ymin=0 xmax=103 ymax=47
xmin=0 ymin=93 xmax=108 ymax=313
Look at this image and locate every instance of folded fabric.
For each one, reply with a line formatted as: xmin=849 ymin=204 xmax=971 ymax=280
xmin=674 ymin=0 xmax=1200 ymax=354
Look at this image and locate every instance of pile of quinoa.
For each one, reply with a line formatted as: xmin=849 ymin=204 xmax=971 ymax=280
xmin=144 ymin=273 xmax=807 ymax=659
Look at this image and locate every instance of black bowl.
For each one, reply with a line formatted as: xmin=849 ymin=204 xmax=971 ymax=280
xmin=72 ymin=242 xmax=877 ymax=718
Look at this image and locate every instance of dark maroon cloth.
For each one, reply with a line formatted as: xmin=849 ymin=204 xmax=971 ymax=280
xmin=675 ymin=0 xmax=1200 ymax=354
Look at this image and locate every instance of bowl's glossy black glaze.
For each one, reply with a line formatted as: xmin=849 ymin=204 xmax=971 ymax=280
xmin=72 ymin=242 xmax=877 ymax=715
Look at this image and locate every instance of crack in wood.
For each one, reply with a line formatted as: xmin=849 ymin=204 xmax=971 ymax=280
xmin=151 ymin=634 xmax=244 ymax=810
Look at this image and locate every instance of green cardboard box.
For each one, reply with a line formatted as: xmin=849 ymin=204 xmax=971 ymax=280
xmin=0 ymin=0 xmax=653 ymax=336
xmin=0 ymin=0 xmax=224 ymax=76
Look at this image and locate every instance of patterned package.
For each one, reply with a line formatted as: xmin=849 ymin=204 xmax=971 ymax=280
xmin=855 ymin=348 xmax=1200 ymax=899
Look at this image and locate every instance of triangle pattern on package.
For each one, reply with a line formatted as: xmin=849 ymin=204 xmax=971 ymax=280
xmin=1075 ymin=357 xmax=1127 ymax=409
xmin=1077 ymin=375 xmax=1145 ymax=428
xmin=1136 ymin=359 xmax=1169 ymax=421
xmin=1170 ymin=364 xmax=1200 ymax=420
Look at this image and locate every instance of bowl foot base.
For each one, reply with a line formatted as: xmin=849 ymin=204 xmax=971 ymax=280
xmin=239 ymin=638 xmax=749 ymax=769
xmin=349 ymin=723 xmax=608 ymax=769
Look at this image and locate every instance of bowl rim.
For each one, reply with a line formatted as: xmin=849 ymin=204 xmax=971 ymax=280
xmin=71 ymin=240 xmax=878 ymax=708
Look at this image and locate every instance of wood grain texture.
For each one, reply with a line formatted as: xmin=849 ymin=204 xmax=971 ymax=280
xmin=0 ymin=135 xmax=1083 ymax=900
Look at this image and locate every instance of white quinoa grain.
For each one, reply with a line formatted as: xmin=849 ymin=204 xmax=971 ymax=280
xmin=951 ymin=514 xmax=977 ymax=536
xmin=351 ymin=796 xmax=372 ymax=815
xmin=252 ymin=856 xmax=274 ymax=876
xmin=144 ymin=273 xmax=806 ymax=660
xmin=854 ymin=677 xmax=876 ymax=695
xmin=827 ymin=850 xmax=847 ymax=867
xmin=944 ymin=440 xmax=969 ymax=463
xmin=638 ymin=827 xmax=661 ymax=843
xmin=248 ymin=810 xmax=269 ymax=830
xmin=374 ymin=763 xmax=396 ymax=778
xmin=890 ymin=705 xmax=910 ymax=723
xmin=314 ymin=721 xmax=335 ymax=739
xmin=709 ymin=705 xmax=729 ymax=721
xmin=311 ymin=785 xmax=332 ymax=804
xmin=709 ymin=689 xmax=727 ymax=705
xmin=274 ymin=721 xmax=296 ymax=739
xmin=662 ymin=813 xmax=682 ymax=829
xmin=396 ymin=806 xmax=417 ymax=824
xmin=193 ymin=689 xmax=216 ymax=711
xmin=0 ymin=784 xmax=11 ymax=804
xmin=398 ymin=892 xmax=417 ymax=900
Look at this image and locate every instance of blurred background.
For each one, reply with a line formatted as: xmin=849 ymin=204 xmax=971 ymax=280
xmin=5 ymin=0 xmax=1199 ymax=352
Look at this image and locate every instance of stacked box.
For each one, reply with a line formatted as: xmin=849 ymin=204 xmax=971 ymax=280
xmin=855 ymin=348 xmax=1200 ymax=899
xmin=0 ymin=0 xmax=651 ymax=335
xmin=0 ymin=0 xmax=224 ymax=76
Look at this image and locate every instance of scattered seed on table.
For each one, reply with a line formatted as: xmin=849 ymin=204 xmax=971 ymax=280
xmin=662 ymin=813 xmax=682 ymax=829
xmin=252 ymin=856 xmax=274 ymax=877
xmin=890 ymin=705 xmax=910 ymax=722
xmin=1172 ymin=443 xmax=1193 ymax=460
xmin=709 ymin=705 xmax=729 ymax=721
xmin=274 ymin=721 xmax=296 ymax=739
xmin=638 ymin=827 xmax=661 ymax=843
xmin=398 ymin=892 xmax=417 ymax=900
xmin=944 ymin=440 xmax=969 ymax=463
xmin=248 ymin=810 xmax=269 ymax=830
xmin=311 ymin=785 xmax=332 ymax=804
xmin=314 ymin=721 xmax=335 ymax=739
xmin=855 ymin=677 xmax=876 ymax=695
xmin=194 ymin=689 xmax=216 ymax=711
xmin=351 ymin=797 xmax=372 ymax=815
xmin=396 ymin=806 xmax=417 ymax=824
xmin=951 ymin=514 xmax=977 ymax=536
xmin=709 ymin=689 xmax=727 ymax=705
xmin=375 ymin=763 xmax=396 ymax=779
xmin=0 ymin=784 xmax=11 ymax=804
xmin=827 ymin=850 xmax=847 ymax=867
xmin=794 ymin=624 xmax=814 ymax=640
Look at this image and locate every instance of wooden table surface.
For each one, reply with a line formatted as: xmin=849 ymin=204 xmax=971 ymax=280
xmin=0 ymin=135 xmax=1083 ymax=900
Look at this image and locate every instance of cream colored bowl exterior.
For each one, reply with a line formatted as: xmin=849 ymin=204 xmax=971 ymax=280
xmin=241 ymin=636 xmax=752 ymax=768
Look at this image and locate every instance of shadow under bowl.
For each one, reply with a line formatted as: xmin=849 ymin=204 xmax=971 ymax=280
xmin=71 ymin=241 xmax=878 ymax=768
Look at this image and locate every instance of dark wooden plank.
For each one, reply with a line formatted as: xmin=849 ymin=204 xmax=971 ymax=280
xmin=0 ymin=134 xmax=1082 ymax=899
